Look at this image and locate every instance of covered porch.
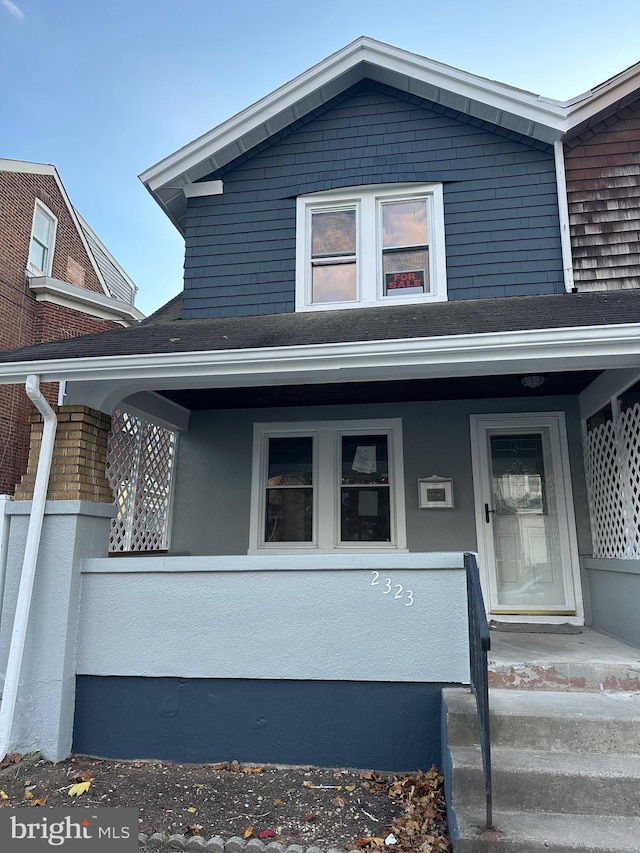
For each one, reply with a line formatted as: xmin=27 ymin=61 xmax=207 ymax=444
xmin=1 ymin=295 xmax=640 ymax=766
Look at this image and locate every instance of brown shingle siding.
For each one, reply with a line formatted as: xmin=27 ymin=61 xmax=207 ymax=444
xmin=565 ymin=98 xmax=640 ymax=292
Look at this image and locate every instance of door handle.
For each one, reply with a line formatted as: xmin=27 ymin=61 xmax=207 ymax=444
xmin=485 ymin=503 xmax=497 ymax=523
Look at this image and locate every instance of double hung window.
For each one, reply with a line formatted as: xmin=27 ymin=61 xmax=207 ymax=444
xmin=296 ymin=183 xmax=446 ymax=311
xmin=28 ymin=200 xmax=57 ymax=276
xmin=249 ymin=419 xmax=406 ymax=552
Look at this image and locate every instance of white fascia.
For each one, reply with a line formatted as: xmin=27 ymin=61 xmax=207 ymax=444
xmin=28 ymin=276 xmax=144 ymax=326
xmin=2 ymin=324 xmax=640 ymax=402
xmin=140 ymin=37 xmax=567 ymax=195
xmin=565 ymin=61 xmax=640 ymax=131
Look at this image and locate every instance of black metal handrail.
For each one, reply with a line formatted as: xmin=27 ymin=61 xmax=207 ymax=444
xmin=464 ymin=552 xmax=493 ymax=829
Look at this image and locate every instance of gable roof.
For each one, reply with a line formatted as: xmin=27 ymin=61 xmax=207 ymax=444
xmin=0 ymin=158 xmax=139 ymax=307
xmin=564 ymin=59 xmax=640 ymax=139
xmin=140 ymin=36 xmax=569 ymax=233
xmin=140 ymin=37 xmax=640 ymax=235
xmin=74 ymin=210 xmax=138 ymax=306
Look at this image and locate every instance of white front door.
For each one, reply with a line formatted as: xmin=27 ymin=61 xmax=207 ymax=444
xmin=470 ymin=413 xmax=581 ymax=617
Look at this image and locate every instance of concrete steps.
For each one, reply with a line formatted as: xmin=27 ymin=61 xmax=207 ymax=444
xmin=442 ymin=688 xmax=640 ymax=852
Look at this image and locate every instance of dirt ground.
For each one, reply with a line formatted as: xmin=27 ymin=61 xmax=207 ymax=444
xmin=0 ymin=753 xmax=450 ymax=851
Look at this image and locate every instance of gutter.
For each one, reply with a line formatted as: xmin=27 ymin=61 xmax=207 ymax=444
xmin=0 ymin=375 xmax=56 ymax=758
xmin=554 ymin=140 xmax=575 ymax=293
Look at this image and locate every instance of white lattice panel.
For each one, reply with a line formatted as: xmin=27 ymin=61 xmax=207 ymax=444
xmin=618 ymin=402 xmax=640 ymax=557
xmin=107 ymin=411 xmax=177 ymax=552
xmin=585 ymin=418 xmax=627 ymax=558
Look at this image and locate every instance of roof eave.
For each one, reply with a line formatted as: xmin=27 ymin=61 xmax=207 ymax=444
xmin=2 ymin=322 xmax=640 ymax=410
xmin=139 ymin=37 xmax=567 ymax=234
xmin=565 ymin=61 xmax=640 ymax=136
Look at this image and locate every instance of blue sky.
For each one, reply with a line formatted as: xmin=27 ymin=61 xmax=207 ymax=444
xmin=1 ymin=0 xmax=639 ymax=315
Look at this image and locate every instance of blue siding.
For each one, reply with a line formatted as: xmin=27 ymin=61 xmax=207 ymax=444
xmin=183 ymin=80 xmax=563 ymax=319
xmin=74 ymin=676 xmax=450 ymax=770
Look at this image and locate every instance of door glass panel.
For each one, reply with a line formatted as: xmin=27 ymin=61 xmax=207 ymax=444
xmin=488 ymin=430 xmax=565 ymax=608
xmin=340 ymin=434 xmax=390 ymax=542
xmin=265 ymin=437 xmax=313 ymax=542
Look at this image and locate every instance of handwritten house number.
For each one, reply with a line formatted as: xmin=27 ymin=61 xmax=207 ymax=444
xmin=371 ymin=571 xmax=414 ymax=606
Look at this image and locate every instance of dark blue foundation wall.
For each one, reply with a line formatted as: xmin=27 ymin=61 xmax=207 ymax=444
xmin=73 ymin=677 xmax=456 ymax=771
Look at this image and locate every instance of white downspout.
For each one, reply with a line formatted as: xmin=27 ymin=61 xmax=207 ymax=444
xmin=0 ymin=375 xmax=57 ymax=758
xmin=0 ymin=494 xmax=14 ymax=636
xmin=554 ymin=139 xmax=575 ymax=293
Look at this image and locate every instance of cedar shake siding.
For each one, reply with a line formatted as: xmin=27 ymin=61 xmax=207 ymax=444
xmin=182 ymin=81 xmax=564 ymax=319
xmin=565 ymin=97 xmax=640 ymax=292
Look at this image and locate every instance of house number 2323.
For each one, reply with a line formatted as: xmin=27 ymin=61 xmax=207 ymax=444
xmin=370 ymin=571 xmax=414 ymax=606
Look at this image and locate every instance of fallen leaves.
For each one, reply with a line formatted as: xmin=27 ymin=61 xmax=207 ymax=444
xmin=0 ymin=752 xmax=22 ymax=770
xmin=212 ymin=760 xmax=265 ymax=775
xmin=258 ymin=829 xmax=277 ymax=840
xmin=67 ymin=780 xmax=92 ymax=797
xmin=243 ymin=825 xmax=254 ymax=839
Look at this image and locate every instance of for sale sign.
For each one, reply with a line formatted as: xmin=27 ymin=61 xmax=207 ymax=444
xmin=384 ymin=270 xmax=426 ymax=293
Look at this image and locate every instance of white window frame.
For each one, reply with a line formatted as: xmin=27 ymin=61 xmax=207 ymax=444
xmin=295 ymin=183 xmax=447 ymax=312
xmin=249 ymin=418 xmax=407 ymax=553
xmin=27 ymin=199 xmax=58 ymax=276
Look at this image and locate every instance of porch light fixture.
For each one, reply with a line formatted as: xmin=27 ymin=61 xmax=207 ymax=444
xmin=521 ymin=374 xmax=545 ymax=390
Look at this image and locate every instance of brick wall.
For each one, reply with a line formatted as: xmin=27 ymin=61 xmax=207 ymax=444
xmin=15 ymin=405 xmax=113 ymax=503
xmin=565 ymin=98 xmax=640 ymax=291
xmin=0 ymin=169 xmax=120 ymax=495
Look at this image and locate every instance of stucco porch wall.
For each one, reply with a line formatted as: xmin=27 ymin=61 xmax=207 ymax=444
xmin=582 ymin=558 xmax=640 ymax=648
xmin=77 ymin=553 xmax=469 ymax=683
xmin=169 ymin=396 xmax=591 ymax=557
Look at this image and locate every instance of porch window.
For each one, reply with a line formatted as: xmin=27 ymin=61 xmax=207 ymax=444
xmin=28 ymin=200 xmax=57 ymax=275
xmin=295 ymin=183 xmax=447 ymax=311
xmin=250 ymin=419 xmax=406 ymax=552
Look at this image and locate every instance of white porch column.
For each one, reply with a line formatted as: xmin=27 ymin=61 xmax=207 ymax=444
xmin=0 ymin=501 xmax=115 ymax=761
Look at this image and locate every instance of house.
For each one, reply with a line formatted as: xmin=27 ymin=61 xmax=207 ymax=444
xmin=0 ymin=39 xmax=639 ymax=773
xmin=0 ymin=158 xmax=143 ymax=495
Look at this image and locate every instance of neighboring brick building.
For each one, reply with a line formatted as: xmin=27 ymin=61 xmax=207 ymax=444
xmin=0 ymin=158 xmax=143 ymax=494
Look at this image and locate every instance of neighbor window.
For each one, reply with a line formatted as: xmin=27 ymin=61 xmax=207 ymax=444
xmin=28 ymin=200 xmax=57 ymax=275
xmin=296 ymin=184 xmax=446 ymax=311
xmin=249 ymin=419 xmax=406 ymax=552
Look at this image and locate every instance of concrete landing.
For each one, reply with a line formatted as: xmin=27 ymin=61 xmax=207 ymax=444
xmin=488 ymin=627 xmax=640 ymax=691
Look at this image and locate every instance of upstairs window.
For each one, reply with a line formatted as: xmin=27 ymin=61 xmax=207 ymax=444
xmin=249 ymin=419 xmax=407 ymax=553
xmin=296 ymin=184 xmax=447 ymax=311
xmin=28 ymin=200 xmax=57 ymax=275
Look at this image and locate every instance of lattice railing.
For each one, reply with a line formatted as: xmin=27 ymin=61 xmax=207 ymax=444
xmin=584 ymin=402 xmax=640 ymax=558
xmin=106 ymin=411 xmax=177 ymax=552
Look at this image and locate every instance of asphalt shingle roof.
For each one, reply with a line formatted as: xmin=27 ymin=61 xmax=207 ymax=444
xmin=2 ymin=290 xmax=640 ymax=365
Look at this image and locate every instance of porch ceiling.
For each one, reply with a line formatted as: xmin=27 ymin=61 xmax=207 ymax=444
xmin=159 ymin=370 xmax=600 ymax=410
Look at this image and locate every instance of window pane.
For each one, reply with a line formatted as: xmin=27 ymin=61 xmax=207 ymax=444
xmin=29 ymin=240 xmax=47 ymax=271
xmin=382 ymin=200 xmax=428 ymax=248
xmin=312 ymin=262 xmax=357 ymax=303
xmin=267 ymin=436 xmax=313 ymax=484
xmin=33 ymin=208 xmax=52 ymax=244
xmin=341 ymin=435 xmax=389 ymax=484
xmin=383 ymin=249 xmax=429 ymax=295
xmin=340 ymin=487 xmax=391 ymax=541
xmin=265 ymin=488 xmax=313 ymax=542
xmin=312 ymin=209 xmax=356 ymax=257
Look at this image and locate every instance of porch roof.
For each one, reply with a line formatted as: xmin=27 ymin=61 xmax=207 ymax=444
xmin=2 ymin=290 xmax=640 ymax=423
xmin=2 ymin=289 xmax=640 ymax=367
